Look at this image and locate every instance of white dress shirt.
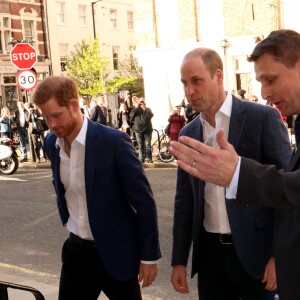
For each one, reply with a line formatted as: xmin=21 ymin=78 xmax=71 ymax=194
xmin=56 ymin=116 xmax=94 ymax=240
xmin=19 ymin=109 xmax=25 ymax=127
xmin=201 ymin=93 xmax=232 ymax=234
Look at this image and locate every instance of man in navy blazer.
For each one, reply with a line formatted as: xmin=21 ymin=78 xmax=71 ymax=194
xmin=32 ymin=76 xmax=161 ymax=300
xmin=171 ymin=48 xmax=292 ymax=300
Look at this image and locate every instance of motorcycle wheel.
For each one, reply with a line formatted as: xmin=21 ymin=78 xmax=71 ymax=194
xmin=0 ymin=153 xmax=19 ymax=175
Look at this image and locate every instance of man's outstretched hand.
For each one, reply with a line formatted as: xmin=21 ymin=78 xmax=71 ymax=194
xmin=170 ymin=129 xmax=239 ymax=186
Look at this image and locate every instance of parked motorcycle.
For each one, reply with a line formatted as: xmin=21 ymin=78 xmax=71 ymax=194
xmin=0 ymin=137 xmax=19 ymax=175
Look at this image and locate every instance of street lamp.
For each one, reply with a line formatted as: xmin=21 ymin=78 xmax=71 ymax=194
xmin=92 ymin=0 xmax=102 ymax=39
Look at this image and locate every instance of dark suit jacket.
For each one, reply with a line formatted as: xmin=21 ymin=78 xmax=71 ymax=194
xmin=90 ymin=105 xmax=107 ymax=125
xmin=45 ymin=120 xmax=161 ymax=281
xmin=172 ymin=97 xmax=292 ymax=280
xmin=236 ymin=139 xmax=300 ymax=300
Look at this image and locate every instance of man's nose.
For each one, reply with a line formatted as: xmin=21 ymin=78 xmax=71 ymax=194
xmin=261 ymin=85 xmax=272 ymax=102
xmin=185 ymin=84 xmax=194 ymax=96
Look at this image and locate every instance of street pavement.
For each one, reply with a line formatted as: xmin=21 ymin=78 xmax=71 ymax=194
xmin=18 ymin=155 xmax=178 ymax=170
xmin=0 ymin=156 xmax=177 ymax=300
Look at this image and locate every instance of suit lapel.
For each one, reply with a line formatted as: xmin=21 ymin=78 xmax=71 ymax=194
xmin=228 ymin=97 xmax=246 ymax=149
xmin=187 ymin=117 xmax=203 ymax=141
xmin=84 ymin=121 xmax=98 ymax=203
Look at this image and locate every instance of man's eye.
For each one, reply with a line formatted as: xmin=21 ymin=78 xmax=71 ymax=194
xmin=192 ymin=79 xmax=201 ymax=84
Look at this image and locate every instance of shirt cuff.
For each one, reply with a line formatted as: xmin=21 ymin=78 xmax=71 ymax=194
xmin=225 ymin=156 xmax=241 ymax=199
xmin=141 ymin=260 xmax=158 ymax=264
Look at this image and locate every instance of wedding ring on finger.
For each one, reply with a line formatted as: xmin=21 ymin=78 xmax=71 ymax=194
xmin=191 ymin=160 xmax=197 ymax=167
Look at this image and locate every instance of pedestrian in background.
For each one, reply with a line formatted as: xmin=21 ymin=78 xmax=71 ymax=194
xmin=13 ymin=100 xmax=28 ymax=162
xmin=171 ymin=47 xmax=291 ymax=300
xmin=237 ymin=88 xmax=248 ymax=100
xmin=0 ymin=107 xmax=14 ymax=138
xmin=130 ymin=98 xmax=154 ymax=163
xmin=90 ymin=98 xmax=107 ymax=126
xmin=185 ymin=103 xmax=199 ymax=124
xmin=33 ymin=76 xmax=161 ymax=300
xmin=249 ymin=95 xmax=259 ymax=103
xmin=117 ymin=102 xmax=130 ymax=135
xmin=168 ymin=105 xmax=185 ymax=141
xmin=79 ymin=97 xmax=90 ymax=118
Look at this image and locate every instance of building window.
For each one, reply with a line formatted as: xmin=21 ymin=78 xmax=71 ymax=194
xmin=112 ymin=46 xmax=119 ymax=70
xmin=56 ymin=2 xmax=65 ymax=24
xmin=127 ymin=11 xmax=134 ymax=30
xmin=110 ymin=9 xmax=117 ymax=29
xmin=3 ymin=17 xmax=9 ymax=28
xmin=23 ymin=20 xmax=33 ymax=41
xmin=78 ymin=5 xmax=87 ymax=26
xmin=0 ymin=17 xmax=11 ymax=53
xmin=129 ymin=54 xmax=135 ymax=70
xmin=59 ymin=43 xmax=68 ymax=71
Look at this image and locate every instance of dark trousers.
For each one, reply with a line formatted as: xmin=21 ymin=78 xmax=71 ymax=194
xmin=59 ymin=234 xmax=142 ymax=300
xmin=197 ymin=232 xmax=274 ymax=300
xmin=135 ymin=131 xmax=152 ymax=161
xmin=18 ymin=127 xmax=28 ymax=159
xmin=30 ymin=134 xmax=41 ymax=160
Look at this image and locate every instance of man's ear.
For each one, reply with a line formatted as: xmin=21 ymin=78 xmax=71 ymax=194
xmin=215 ymin=69 xmax=223 ymax=84
xmin=69 ymin=98 xmax=80 ymax=112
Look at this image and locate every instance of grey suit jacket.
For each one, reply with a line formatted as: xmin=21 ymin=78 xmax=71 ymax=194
xmin=172 ymin=96 xmax=292 ymax=280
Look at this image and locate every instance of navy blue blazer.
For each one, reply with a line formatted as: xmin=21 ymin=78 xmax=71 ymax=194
xmin=172 ymin=96 xmax=292 ymax=279
xmin=45 ymin=120 xmax=161 ymax=281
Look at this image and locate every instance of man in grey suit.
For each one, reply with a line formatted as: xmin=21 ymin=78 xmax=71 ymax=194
xmin=171 ymin=47 xmax=292 ymax=300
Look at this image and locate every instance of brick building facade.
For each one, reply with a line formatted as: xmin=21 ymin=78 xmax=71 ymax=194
xmin=0 ymin=0 xmax=50 ymax=112
xmin=133 ymin=0 xmax=285 ymax=128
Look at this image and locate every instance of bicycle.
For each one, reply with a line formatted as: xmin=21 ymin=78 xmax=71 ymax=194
xmin=132 ymin=128 xmax=174 ymax=163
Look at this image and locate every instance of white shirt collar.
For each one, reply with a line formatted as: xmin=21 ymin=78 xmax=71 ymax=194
xmin=200 ymin=92 xmax=233 ymax=125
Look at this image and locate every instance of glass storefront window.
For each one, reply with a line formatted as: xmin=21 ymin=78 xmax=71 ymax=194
xmin=5 ymin=86 xmax=18 ymax=113
xmin=4 ymin=76 xmax=16 ymax=84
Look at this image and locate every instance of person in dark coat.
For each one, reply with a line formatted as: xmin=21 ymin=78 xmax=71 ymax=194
xmin=130 ymin=98 xmax=154 ymax=163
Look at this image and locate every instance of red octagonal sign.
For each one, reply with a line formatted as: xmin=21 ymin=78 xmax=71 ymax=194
xmin=10 ymin=43 xmax=37 ymax=70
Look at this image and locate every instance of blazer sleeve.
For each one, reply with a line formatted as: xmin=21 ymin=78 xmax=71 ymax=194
xmin=236 ymin=157 xmax=300 ymax=209
xmin=113 ymin=132 xmax=161 ymax=260
xmin=235 ymin=107 xmax=295 ymax=209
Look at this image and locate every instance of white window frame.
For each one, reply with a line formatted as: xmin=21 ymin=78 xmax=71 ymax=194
xmin=0 ymin=16 xmax=11 ymax=54
xmin=59 ymin=43 xmax=68 ymax=72
xmin=56 ymin=2 xmax=65 ymax=25
xmin=110 ymin=9 xmax=117 ymax=29
xmin=112 ymin=46 xmax=119 ymax=70
xmin=23 ymin=20 xmax=34 ymax=41
xmin=127 ymin=11 xmax=134 ymax=30
xmin=78 ymin=5 xmax=87 ymax=26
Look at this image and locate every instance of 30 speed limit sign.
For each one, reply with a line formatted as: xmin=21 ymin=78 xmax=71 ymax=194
xmin=16 ymin=70 xmax=38 ymax=91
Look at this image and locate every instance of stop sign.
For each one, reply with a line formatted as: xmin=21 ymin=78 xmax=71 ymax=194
xmin=10 ymin=43 xmax=37 ymax=70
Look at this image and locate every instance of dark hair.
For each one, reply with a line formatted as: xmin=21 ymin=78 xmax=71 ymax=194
xmin=183 ymin=48 xmax=223 ymax=78
xmin=33 ymin=76 xmax=79 ymax=107
xmin=237 ymin=89 xmax=246 ymax=97
xmin=248 ymin=29 xmax=300 ymax=68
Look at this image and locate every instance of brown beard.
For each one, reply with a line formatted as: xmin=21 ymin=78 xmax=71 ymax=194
xmin=53 ymin=109 xmax=77 ymax=138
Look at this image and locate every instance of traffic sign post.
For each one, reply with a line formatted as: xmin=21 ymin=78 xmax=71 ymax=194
xmin=10 ymin=43 xmax=37 ymax=70
xmin=16 ymin=70 xmax=38 ymax=91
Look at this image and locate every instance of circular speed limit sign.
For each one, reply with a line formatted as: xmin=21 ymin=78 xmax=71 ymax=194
xmin=16 ymin=70 xmax=38 ymax=91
